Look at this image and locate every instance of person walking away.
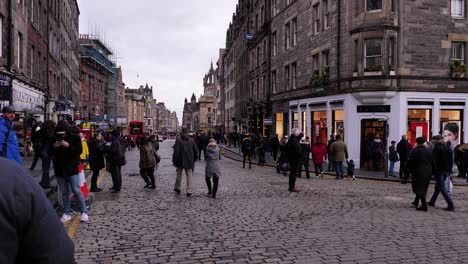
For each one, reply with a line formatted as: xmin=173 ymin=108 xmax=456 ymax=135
xmin=52 ymin=120 xmax=88 ymax=222
xmin=172 ymin=128 xmax=198 ymax=196
xmin=257 ymin=137 xmax=266 ymax=166
xmin=330 ymin=134 xmax=349 ymax=179
xmin=0 ymin=106 xmax=21 ymax=164
xmin=428 ymin=135 xmax=455 ymax=211
xmin=38 ymin=121 xmax=56 ymax=188
xmin=397 ymin=134 xmax=410 ymax=184
xmin=388 ymin=140 xmax=399 ymax=177
xmin=407 ymin=137 xmax=432 ymax=212
xmin=29 ymin=121 xmax=42 ymax=170
xmin=311 ymin=137 xmax=327 ymax=178
xmin=347 ymin=159 xmax=356 ymax=180
xmin=242 ymin=134 xmax=253 ymax=169
xmin=0 ymin=157 xmax=75 ymax=263
xmin=106 ymin=128 xmax=126 ymax=193
xmin=88 ymin=132 xmax=106 ymax=192
xmin=327 ymin=135 xmax=336 ymax=172
xmin=370 ymin=134 xmax=384 ymax=170
xmin=270 ymin=134 xmax=280 ymax=161
xmin=287 ymin=128 xmax=302 ymax=192
xmin=139 ymin=135 xmax=157 ymax=189
xmin=205 ymin=138 xmax=221 ymax=198
xmin=299 ymin=137 xmax=312 ymax=178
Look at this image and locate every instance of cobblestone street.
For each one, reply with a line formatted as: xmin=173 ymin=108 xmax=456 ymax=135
xmin=73 ymin=140 xmax=468 ymax=264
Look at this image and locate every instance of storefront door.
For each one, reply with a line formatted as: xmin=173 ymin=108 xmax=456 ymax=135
xmin=360 ymin=119 xmax=387 ymax=169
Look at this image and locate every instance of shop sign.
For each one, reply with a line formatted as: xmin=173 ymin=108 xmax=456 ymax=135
xmin=357 ymin=105 xmax=391 ymax=113
xmin=264 ymin=117 xmax=273 ymax=125
xmin=0 ymin=74 xmax=12 ymax=101
xmin=12 ymin=85 xmax=44 ymax=112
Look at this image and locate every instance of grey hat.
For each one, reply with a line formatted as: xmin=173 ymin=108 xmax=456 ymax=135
xmin=209 ymin=138 xmax=216 ymax=143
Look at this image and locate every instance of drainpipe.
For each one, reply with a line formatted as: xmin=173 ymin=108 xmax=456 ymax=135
xmin=45 ymin=2 xmax=50 ymax=120
xmin=7 ymin=0 xmax=13 ymax=107
xmin=336 ymin=0 xmax=341 ymax=91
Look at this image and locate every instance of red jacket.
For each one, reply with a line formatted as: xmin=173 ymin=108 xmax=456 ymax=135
xmin=311 ymin=142 xmax=328 ymax=165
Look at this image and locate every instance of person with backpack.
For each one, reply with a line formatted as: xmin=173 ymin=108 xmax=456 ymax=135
xmin=172 ymin=128 xmax=198 ymax=196
xmin=242 ymin=134 xmax=253 ymax=169
xmin=106 ymin=128 xmax=126 ymax=193
xmin=0 ymin=106 xmax=21 ymax=164
xmin=139 ymin=135 xmax=157 ymax=189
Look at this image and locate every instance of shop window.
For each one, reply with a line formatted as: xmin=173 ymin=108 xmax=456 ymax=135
xmin=367 ymin=0 xmax=382 ymax=11
xmin=364 ymin=38 xmax=383 ymax=71
xmin=333 ymin=110 xmax=344 ymax=138
xmin=311 ymin=111 xmax=327 ymax=144
xmin=292 ymin=112 xmax=298 ymax=129
xmin=407 ymin=109 xmax=431 ymax=145
xmin=301 ymin=112 xmax=307 ymax=136
xmin=440 ymin=110 xmax=462 ymax=146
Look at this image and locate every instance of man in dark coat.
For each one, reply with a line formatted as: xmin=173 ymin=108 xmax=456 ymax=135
xmin=396 ymin=134 xmax=409 ymax=184
xmin=88 ymin=132 xmax=106 ymax=192
xmin=287 ymin=128 xmax=302 ymax=192
xmin=408 ymin=137 xmax=432 ymax=211
xmin=173 ymin=128 xmax=199 ymax=196
xmin=0 ymin=157 xmax=75 ymax=263
xmin=242 ymin=134 xmax=253 ymax=169
xmin=428 ymin=135 xmax=455 ymax=211
xmin=327 ymin=134 xmax=336 ymax=172
xmin=106 ymin=128 xmax=126 ymax=193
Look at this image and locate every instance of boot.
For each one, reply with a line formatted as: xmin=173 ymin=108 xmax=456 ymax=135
xmin=148 ymin=173 xmax=156 ymax=189
xmin=212 ymin=177 xmax=219 ymax=198
xmin=205 ymin=177 xmax=212 ymax=195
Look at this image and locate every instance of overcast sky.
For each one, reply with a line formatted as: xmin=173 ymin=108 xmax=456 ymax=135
xmin=77 ymin=0 xmax=237 ymax=123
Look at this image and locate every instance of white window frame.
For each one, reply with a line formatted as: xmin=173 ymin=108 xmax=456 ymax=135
xmin=364 ymin=38 xmax=383 ymax=69
xmin=285 ymin=22 xmax=291 ymax=50
xmin=322 ymin=50 xmax=330 ymax=69
xmin=17 ymin=32 xmax=22 ymax=68
xmin=313 ymin=4 xmax=320 ymax=35
xmin=285 ymin=65 xmax=290 ymax=91
xmin=30 ymin=46 xmax=34 ymax=79
xmin=451 ymin=42 xmax=465 ymax=63
xmin=451 ymin=0 xmax=464 ymax=17
xmin=312 ymin=54 xmax=319 ymax=73
xmin=292 ymin=18 xmax=298 ymax=46
xmin=292 ymin=63 xmax=297 ymax=89
xmin=31 ymin=0 xmax=34 ymax=23
xmin=324 ymin=0 xmax=330 ymax=30
xmin=366 ymin=0 xmax=383 ymax=12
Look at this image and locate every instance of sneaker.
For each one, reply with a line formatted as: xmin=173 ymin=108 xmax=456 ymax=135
xmin=80 ymin=213 xmax=89 ymax=222
xmin=60 ymin=213 xmax=71 ymax=223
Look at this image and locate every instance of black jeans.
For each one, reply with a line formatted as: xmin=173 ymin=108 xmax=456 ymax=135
xmin=39 ymin=150 xmax=51 ymax=186
xmin=289 ymin=161 xmax=300 ymax=190
xmin=198 ymin=148 xmax=205 ymax=160
xmin=400 ymin=159 xmax=407 ymax=182
xmin=429 ymin=172 xmax=455 ymax=209
xmin=91 ymin=168 xmax=100 ymax=190
xmin=413 ymin=195 xmax=427 ymax=208
xmin=299 ymin=161 xmax=310 ymax=178
xmin=205 ymin=176 xmax=219 ymax=197
xmin=110 ymin=165 xmax=122 ymax=191
xmin=30 ymin=148 xmax=42 ymax=169
xmin=258 ymin=151 xmax=265 ymax=164
xmin=243 ymin=152 xmax=252 ymax=168
xmin=140 ymin=167 xmax=155 ymax=186
xmin=314 ymin=163 xmax=323 ymax=177
xmin=272 ymin=148 xmax=278 ymax=161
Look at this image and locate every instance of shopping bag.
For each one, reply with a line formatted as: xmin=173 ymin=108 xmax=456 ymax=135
xmin=445 ymin=177 xmax=453 ymax=194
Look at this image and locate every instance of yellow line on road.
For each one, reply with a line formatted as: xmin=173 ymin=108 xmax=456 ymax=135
xmin=67 ymin=214 xmax=81 ymax=239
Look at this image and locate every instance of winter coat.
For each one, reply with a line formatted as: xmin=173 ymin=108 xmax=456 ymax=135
xmin=173 ymin=134 xmax=198 ymax=169
xmin=52 ymin=122 xmax=82 ymax=178
xmin=278 ymin=142 xmax=289 ymax=162
xmin=270 ymin=137 xmax=280 ymax=150
xmin=330 ymin=140 xmax=348 ymax=162
xmin=0 ymin=158 xmax=74 ymax=263
xmin=139 ymin=142 xmax=156 ymax=169
xmin=396 ymin=139 xmax=409 ymax=161
xmin=287 ymin=134 xmax=302 ymax=163
xmin=300 ymin=141 xmax=311 ymax=162
xmin=370 ymin=139 xmax=384 ymax=155
xmin=312 ymin=142 xmax=328 ymax=165
xmin=88 ymin=137 xmax=106 ymax=171
xmin=0 ymin=117 xmax=21 ymax=164
xmin=327 ymin=139 xmax=336 ymax=155
xmin=80 ymin=139 xmax=89 ymax=161
xmin=408 ymin=144 xmax=432 ymax=196
xmin=432 ymin=141 xmax=453 ymax=174
xmin=107 ymin=136 xmax=126 ymax=167
xmin=242 ymin=138 xmax=253 ymax=154
xmin=389 ymin=145 xmax=399 ymax=162
xmin=205 ymin=144 xmax=221 ymax=177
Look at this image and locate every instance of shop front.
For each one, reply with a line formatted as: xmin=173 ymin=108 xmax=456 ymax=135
xmin=272 ymin=101 xmax=289 ymax=139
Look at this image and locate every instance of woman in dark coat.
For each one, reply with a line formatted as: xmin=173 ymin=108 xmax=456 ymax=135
xmin=88 ymin=132 xmax=106 ymax=192
xmin=408 ymin=137 xmax=433 ymax=211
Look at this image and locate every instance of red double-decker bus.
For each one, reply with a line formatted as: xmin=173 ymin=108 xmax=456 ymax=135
xmin=129 ymin=120 xmax=144 ymax=141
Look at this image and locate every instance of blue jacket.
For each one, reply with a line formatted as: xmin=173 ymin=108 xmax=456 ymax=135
xmin=0 ymin=117 xmax=22 ymax=165
xmin=0 ymin=157 xmax=75 ymax=263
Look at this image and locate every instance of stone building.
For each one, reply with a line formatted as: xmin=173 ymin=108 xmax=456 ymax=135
xmin=266 ymin=0 xmax=468 ymax=170
xmin=125 ymin=88 xmax=145 ymax=123
xmin=215 ymin=49 xmax=226 ymax=133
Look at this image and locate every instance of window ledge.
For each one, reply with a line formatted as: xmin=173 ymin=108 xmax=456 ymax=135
xmin=390 ymin=70 xmax=396 ymax=76
xmin=366 ymin=9 xmax=383 ymax=13
xmin=364 ymin=71 xmax=382 ymax=76
xmin=353 ymin=72 xmax=359 ymax=77
xmin=451 ymin=15 xmax=465 ymax=19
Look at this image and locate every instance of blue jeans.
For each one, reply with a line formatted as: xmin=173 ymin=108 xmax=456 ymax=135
xmin=335 ymin=161 xmax=344 ymax=178
xmin=57 ymin=174 xmax=88 ymax=214
xmin=389 ymin=161 xmax=395 ymax=176
xmin=429 ymin=172 xmax=455 ymax=209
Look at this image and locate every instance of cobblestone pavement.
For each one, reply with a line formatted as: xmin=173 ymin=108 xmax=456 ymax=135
xmin=73 ymin=140 xmax=468 ymax=264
